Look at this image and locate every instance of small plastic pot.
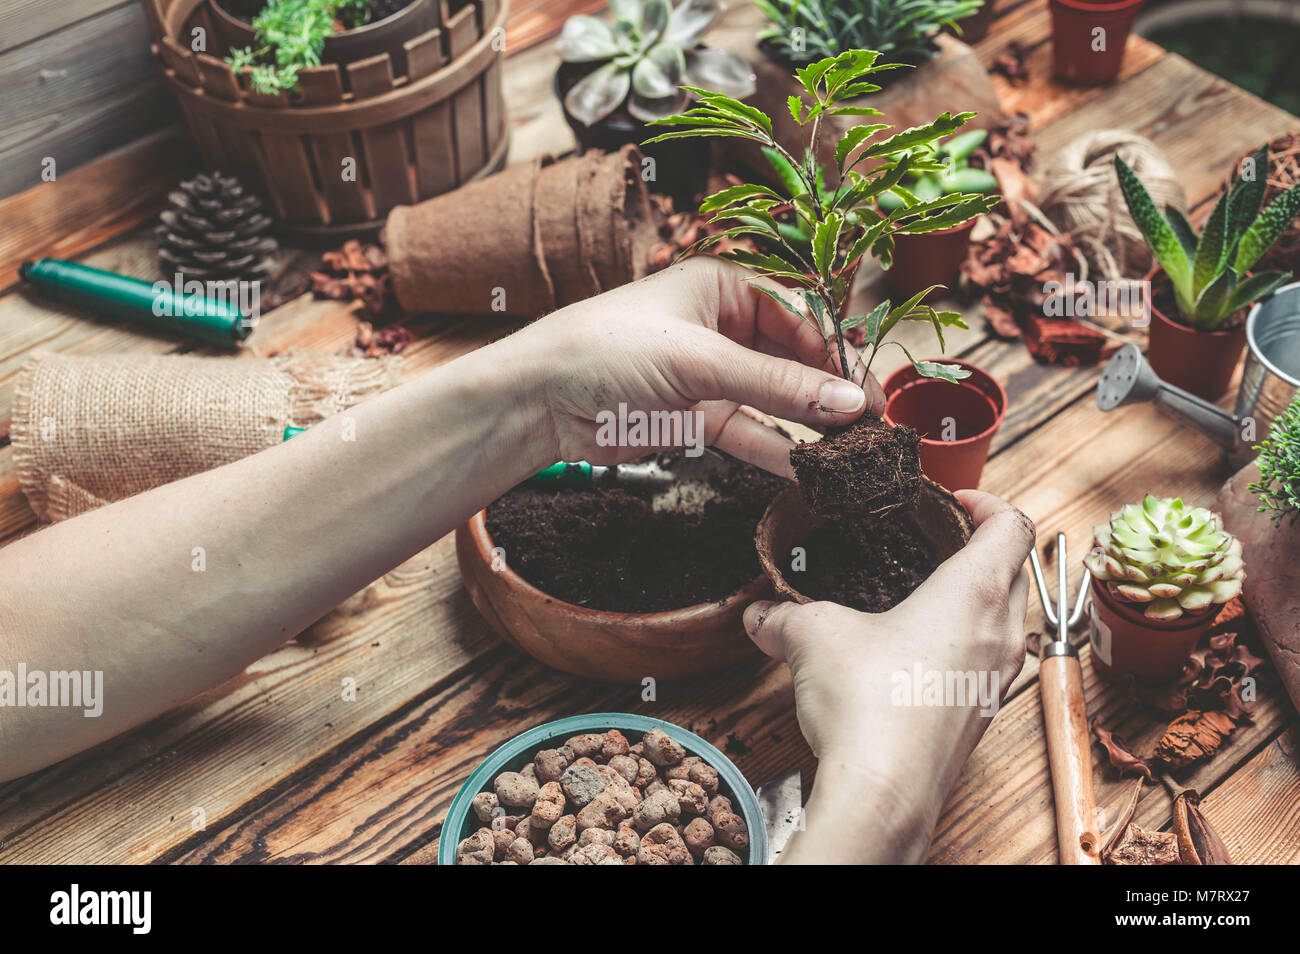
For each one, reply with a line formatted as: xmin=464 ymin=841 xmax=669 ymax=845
xmin=439 ymin=713 xmax=768 ymax=865
xmin=1048 ymin=0 xmax=1146 ymax=86
xmin=1147 ymin=267 xmax=1247 ymax=401
xmin=884 ymin=219 xmax=977 ymax=303
xmin=883 ymin=359 xmax=1007 ymax=492
xmin=554 ymin=63 xmax=708 ymax=203
xmin=1088 ymin=578 xmax=1216 ymax=683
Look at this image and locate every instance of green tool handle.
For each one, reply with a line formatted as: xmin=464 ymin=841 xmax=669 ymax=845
xmin=529 ymin=461 xmax=594 ymax=485
xmin=20 ymin=258 xmax=250 ymax=349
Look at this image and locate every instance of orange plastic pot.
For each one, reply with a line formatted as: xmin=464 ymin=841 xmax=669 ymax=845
xmin=1087 ymin=578 xmax=1216 ymax=683
xmin=883 ymin=359 xmax=1006 ymax=492
xmin=1146 ymin=268 xmax=1248 ymax=400
xmin=1049 ymin=0 xmax=1145 ymax=86
xmin=884 ymin=219 xmax=976 ymax=303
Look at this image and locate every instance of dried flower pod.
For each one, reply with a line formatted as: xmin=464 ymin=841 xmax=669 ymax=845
xmin=1172 ymin=790 xmax=1232 ymax=865
xmin=1106 ymin=824 xmax=1181 ymax=866
xmin=1154 ymin=710 xmax=1236 ymax=769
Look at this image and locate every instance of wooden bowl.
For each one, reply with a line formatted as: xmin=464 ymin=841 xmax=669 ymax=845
xmin=455 ymin=511 xmax=771 ymax=683
xmin=755 ymin=479 xmax=974 ymax=604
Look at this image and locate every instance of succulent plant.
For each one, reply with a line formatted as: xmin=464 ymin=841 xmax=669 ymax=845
xmin=756 ymin=0 xmax=983 ymax=68
xmin=1116 ymin=148 xmax=1300 ymax=331
xmin=645 ymin=49 xmax=998 ymax=385
xmin=557 ymin=0 xmax=756 ymax=126
xmin=1084 ymin=495 xmax=1245 ymax=621
xmin=876 ymin=128 xmax=997 ymax=213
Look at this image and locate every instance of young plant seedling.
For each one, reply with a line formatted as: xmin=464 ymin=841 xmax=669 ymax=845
xmin=1116 ymin=148 xmax=1300 ymax=331
xmin=645 ymin=49 xmax=998 ymax=516
xmin=227 ymin=0 xmax=372 ymax=95
xmin=1250 ymin=394 xmax=1300 ymax=525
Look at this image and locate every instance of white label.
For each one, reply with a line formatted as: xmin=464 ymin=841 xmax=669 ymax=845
xmin=1089 ymin=598 xmax=1112 ymax=666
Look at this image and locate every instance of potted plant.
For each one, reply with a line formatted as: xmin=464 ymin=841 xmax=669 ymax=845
xmin=216 ymin=0 xmax=439 ymax=91
xmin=1116 ymin=149 xmax=1300 ymax=400
xmin=555 ymin=0 xmax=755 ymax=200
xmin=878 ymin=127 xmax=997 ymax=301
xmin=1048 ymin=0 xmax=1146 ymax=86
xmin=646 ymin=50 xmax=997 ymax=607
xmin=1084 ymin=495 xmax=1245 ymax=682
xmin=1250 ymin=393 xmax=1300 ymax=526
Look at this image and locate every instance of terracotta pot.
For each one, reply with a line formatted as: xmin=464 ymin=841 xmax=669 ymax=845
xmin=209 ymin=0 xmax=439 ymax=79
xmin=883 ymin=359 xmax=1006 ymax=492
xmin=884 ymin=219 xmax=976 ymax=303
xmin=1147 ymin=267 xmax=1248 ymax=401
xmin=455 ymin=510 xmax=771 ymax=683
xmin=1088 ymin=578 xmax=1216 ymax=683
xmin=555 ymin=63 xmax=709 ymax=203
xmin=755 ymin=480 xmax=974 ymax=604
xmin=953 ymin=0 xmax=998 ymax=43
xmin=1048 ymin=0 xmax=1145 ymax=86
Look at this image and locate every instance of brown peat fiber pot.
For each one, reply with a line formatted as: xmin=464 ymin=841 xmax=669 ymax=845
xmin=555 ymin=63 xmax=708 ymax=203
xmin=456 ymin=456 xmax=784 ymax=682
xmin=1146 ymin=267 xmax=1248 ymax=401
xmin=1088 ymin=578 xmax=1216 ymax=683
xmin=756 ymin=479 xmax=974 ymax=608
xmin=883 ymin=359 xmax=1007 ymax=492
xmin=883 ymin=219 xmax=976 ymax=303
xmin=1048 ymin=0 xmax=1145 ymax=85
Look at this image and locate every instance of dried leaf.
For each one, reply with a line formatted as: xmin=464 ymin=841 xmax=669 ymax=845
xmin=1106 ymin=823 xmax=1181 ymax=865
xmin=1153 ymin=710 xmax=1236 ymax=769
xmin=1091 ymin=720 xmax=1157 ymax=781
xmin=1100 ymin=777 xmax=1144 ymax=860
xmin=1172 ymin=790 xmax=1232 ymax=865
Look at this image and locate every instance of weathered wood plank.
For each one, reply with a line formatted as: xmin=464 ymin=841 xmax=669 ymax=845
xmin=1198 ymin=728 xmax=1300 ymax=865
xmin=0 ymin=0 xmax=134 ymax=56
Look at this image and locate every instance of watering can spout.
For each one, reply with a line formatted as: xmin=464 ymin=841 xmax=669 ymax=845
xmin=1096 ymin=344 xmax=1242 ymax=450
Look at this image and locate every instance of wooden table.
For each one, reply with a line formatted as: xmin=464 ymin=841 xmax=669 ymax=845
xmin=1 ymin=0 xmax=1297 ymax=865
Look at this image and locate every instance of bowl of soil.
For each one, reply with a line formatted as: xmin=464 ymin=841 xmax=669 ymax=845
xmin=456 ymin=452 xmax=788 ymax=682
xmin=757 ymin=418 xmax=975 ymax=608
xmin=439 ymin=713 xmax=768 ymax=865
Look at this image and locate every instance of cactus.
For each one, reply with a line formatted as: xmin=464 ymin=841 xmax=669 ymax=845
xmin=557 ymin=0 xmax=755 ymax=125
xmin=1084 ymin=495 xmax=1245 ymax=621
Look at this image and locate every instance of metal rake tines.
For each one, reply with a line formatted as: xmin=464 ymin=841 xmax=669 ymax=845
xmin=1029 ymin=531 xmax=1091 ymax=646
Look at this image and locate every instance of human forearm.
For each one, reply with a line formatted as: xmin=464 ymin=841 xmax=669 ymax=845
xmin=0 ymin=337 xmax=551 ymax=779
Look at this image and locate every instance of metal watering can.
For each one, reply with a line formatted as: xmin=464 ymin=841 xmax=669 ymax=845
xmin=1097 ymin=281 xmax=1300 ymax=465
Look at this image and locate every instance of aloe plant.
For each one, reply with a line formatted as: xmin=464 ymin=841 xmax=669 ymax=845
xmin=1116 ymin=149 xmax=1300 ymax=331
xmin=645 ymin=49 xmax=999 ymax=384
xmin=756 ymin=0 xmax=983 ymax=67
xmin=1084 ymin=495 xmax=1245 ymax=621
xmin=877 ymin=128 xmax=996 ymax=213
xmin=557 ymin=0 xmax=755 ymax=125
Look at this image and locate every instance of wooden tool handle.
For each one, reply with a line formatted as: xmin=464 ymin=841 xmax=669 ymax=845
xmin=1039 ymin=654 xmax=1102 ymax=865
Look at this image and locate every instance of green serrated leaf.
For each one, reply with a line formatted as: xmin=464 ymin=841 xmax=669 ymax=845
xmin=834 ymin=124 xmax=889 ymax=169
xmin=812 ymin=214 xmax=843 ymax=277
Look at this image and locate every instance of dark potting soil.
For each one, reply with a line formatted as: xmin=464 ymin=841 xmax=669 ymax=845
xmin=789 ymin=415 xmax=922 ymax=519
xmin=796 ymin=513 xmax=938 ymax=613
xmin=485 ymin=457 xmax=789 ymax=613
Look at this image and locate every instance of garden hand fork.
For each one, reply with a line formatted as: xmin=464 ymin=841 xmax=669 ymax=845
xmin=1030 ymin=533 xmax=1101 ymax=865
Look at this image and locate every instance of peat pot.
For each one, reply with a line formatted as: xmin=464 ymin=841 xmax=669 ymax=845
xmin=440 ymin=713 xmax=768 ymax=864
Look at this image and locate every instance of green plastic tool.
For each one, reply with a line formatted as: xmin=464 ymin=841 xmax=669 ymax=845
xmin=20 ymin=258 xmax=251 ymax=349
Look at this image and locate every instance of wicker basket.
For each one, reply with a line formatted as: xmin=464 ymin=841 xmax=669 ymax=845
xmin=142 ymin=0 xmax=510 ymax=236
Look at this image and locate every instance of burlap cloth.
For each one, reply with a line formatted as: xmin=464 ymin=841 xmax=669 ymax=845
xmin=12 ymin=351 xmax=402 ymax=522
xmin=385 ymin=145 xmax=663 ymax=318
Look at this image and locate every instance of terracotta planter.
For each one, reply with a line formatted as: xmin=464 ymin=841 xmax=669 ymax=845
xmin=1147 ymin=267 xmax=1248 ymax=401
xmin=953 ymin=0 xmax=998 ymax=43
xmin=209 ymin=0 xmax=439 ymax=79
xmin=755 ymin=480 xmax=974 ymax=604
xmin=555 ymin=63 xmax=709 ymax=203
xmin=455 ymin=510 xmax=771 ymax=683
xmin=1088 ymin=578 xmax=1216 ymax=683
xmin=883 ymin=359 xmax=1006 ymax=492
xmin=884 ymin=219 xmax=976 ymax=303
xmin=1049 ymin=0 xmax=1145 ymax=85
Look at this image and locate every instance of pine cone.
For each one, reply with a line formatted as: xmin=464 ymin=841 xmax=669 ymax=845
xmin=156 ymin=172 xmax=277 ymax=282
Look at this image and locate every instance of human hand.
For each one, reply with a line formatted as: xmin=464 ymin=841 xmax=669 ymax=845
xmin=506 ymin=256 xmax=886 ymax=477
xmin=742 ymin=491 xmax=1034 ymax=863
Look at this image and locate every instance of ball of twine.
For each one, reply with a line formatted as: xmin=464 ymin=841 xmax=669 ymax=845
xmin=1037 ymin=130 xmax=1186 ymax=281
